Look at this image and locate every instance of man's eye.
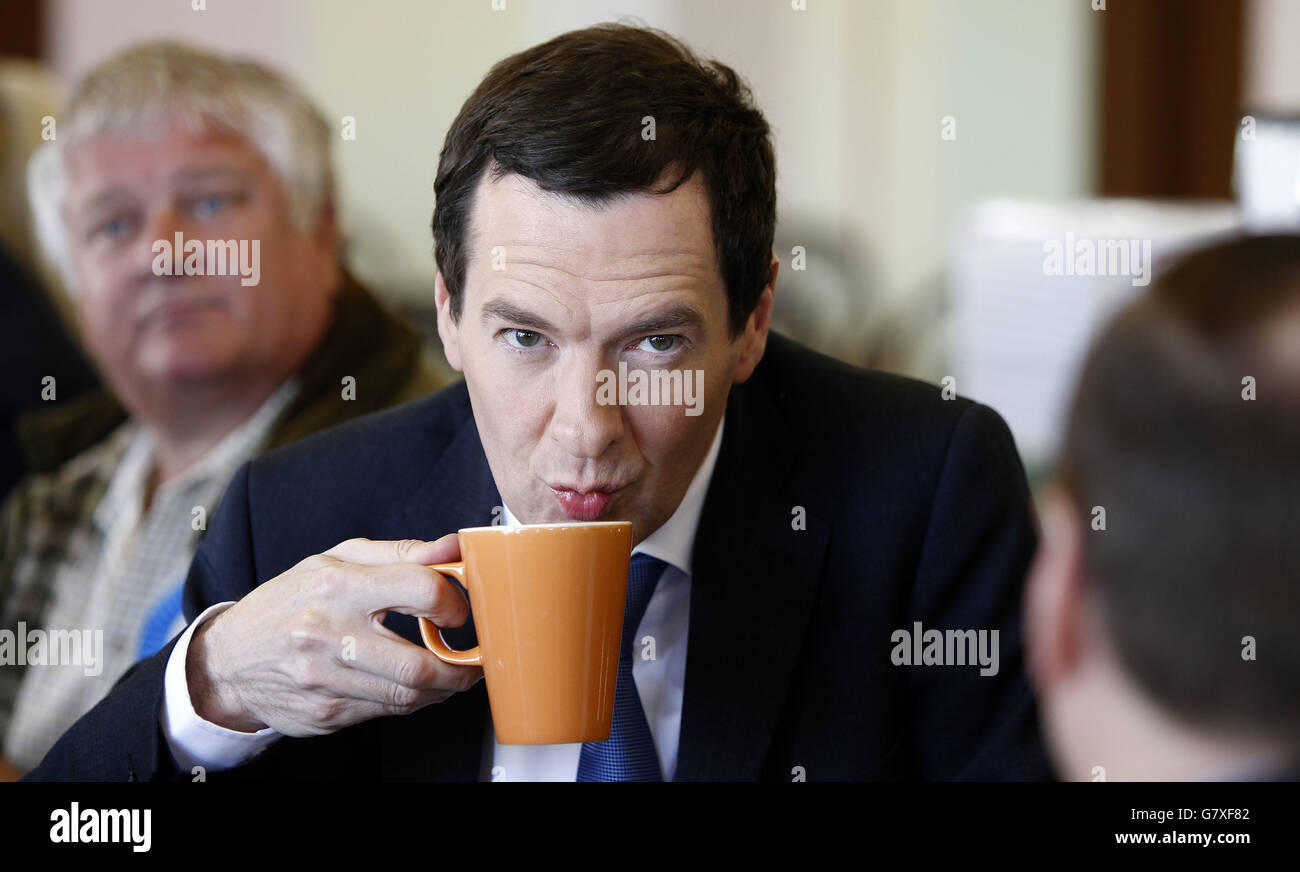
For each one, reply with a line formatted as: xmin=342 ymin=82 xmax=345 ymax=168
xmin=193 ymin=195 xmax=228 ymax=218
xmin=91 ymin=215 xmax=133 ymax=241
xmin=504 ymin=329 xmax=545 ymax=349
xmin=636 ymin=335 xmax=680 ymax=353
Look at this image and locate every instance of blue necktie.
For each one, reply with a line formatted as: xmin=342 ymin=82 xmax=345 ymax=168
xmin=576 ymin=553 xmax=667 ymax=781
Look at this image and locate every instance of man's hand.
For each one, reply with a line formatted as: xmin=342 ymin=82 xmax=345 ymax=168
xmin=186 ymin=535 xmax=482 ymax=735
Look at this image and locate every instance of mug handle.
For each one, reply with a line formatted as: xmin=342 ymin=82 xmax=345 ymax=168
xmin=418 ymin=562 xmax=483 ymax=666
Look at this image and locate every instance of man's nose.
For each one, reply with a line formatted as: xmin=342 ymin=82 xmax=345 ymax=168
xmin=133 ymin=203 xmax=187 ymax=279
xmin=550 ymin=354 xmax=624 ymax=460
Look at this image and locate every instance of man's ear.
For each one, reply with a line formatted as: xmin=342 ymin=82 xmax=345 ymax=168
xmin=1025 ymin=486 xmax=1088 ymax=693
xmin=434 ymin=270 xmax=463 ymax=372
xmin=730 ymin=253 xmax=779 ymax=384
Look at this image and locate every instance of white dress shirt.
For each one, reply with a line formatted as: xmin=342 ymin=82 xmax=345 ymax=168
xmin=162 ymin=418 xmax=725 ymax=781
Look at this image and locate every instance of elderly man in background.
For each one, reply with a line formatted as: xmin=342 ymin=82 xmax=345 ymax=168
xmin=0 ymin=42 xmax=447 ymax=778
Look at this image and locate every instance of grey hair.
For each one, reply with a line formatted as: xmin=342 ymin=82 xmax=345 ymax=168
xmin=28 ymin=41 xmax=334 ymax=292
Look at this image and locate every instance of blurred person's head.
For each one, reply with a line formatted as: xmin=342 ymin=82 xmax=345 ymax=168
xmin=1027 ymin=234 xmax=1300 ymax=781
xmin=26 ymin=42 xmax=339 ymax=416
xmin=0 ymin=58 xmax=64 ymax=294
xmin=431 ymin=23 xmax=777 ymax=546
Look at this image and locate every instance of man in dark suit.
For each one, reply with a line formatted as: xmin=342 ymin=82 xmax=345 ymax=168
xmin=27 ymin=23 xmax=1049 ymax=781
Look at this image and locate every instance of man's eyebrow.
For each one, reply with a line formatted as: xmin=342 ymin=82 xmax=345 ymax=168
xmin=73 ymin=168 xmax=251 ymax=215
xmin=619 ymin=303 xmax=707 ymax=338
xmin=78 ymin=190 xmax=132 ymax=214
xmin=479 ymin=298 xmax=708 ymax=339
xmin=172 ymin=166 xmax=253 ymax=185
xmin=480 ymin=298 xmax=560 ymax=334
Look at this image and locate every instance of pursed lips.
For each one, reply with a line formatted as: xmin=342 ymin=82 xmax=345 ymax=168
xmin=547 ymin=481 xmax=627 ymax=521
xmin=136 ymin=296 xmax=227 ymax=327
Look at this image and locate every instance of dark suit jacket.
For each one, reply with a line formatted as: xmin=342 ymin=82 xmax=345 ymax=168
xmin=27 ymin=332 xmax=1050 ymax=781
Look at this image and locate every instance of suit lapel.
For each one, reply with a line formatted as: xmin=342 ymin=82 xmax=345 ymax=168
xmin=674 ymin=369 xmax=829 ymax=781
xmin=400 ymin=390 xmax=502 ymax=538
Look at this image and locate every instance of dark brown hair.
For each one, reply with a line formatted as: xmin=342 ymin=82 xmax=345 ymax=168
xmin=431 ymin=22 xmax=776 ymax=337
xmin=1059 ymin=234 xmax=1300 ymax=741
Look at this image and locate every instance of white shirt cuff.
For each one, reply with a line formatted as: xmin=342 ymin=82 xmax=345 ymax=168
xmin=162 ymin=601 xmax=281 ymax=774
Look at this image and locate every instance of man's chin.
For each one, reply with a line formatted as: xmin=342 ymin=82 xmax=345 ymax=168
xmin=138 ymin=347 xmax=244 ymax=387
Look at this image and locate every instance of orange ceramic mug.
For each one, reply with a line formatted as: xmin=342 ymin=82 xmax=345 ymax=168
xmin=419 ymin=521 xmax=633 ymax=744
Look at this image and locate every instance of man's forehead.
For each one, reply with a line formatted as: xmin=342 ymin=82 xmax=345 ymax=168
xmin=65 ymin=126 xmax=264 ymax=195
xmin=467 ymin=169 xmax=719 ymax=281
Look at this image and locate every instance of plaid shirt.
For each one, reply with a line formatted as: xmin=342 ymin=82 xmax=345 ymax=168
xmin=0 ymin=379 xmax=298 ymax=770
